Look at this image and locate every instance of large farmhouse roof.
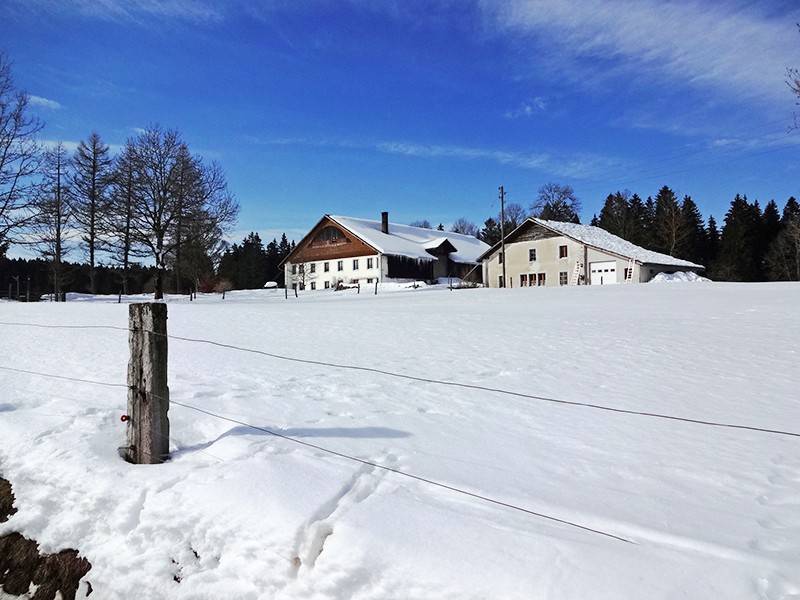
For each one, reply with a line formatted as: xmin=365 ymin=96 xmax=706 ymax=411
xmin=480 ymin=218 xmax=704 ymax=269
xmin=329 ymin=215 xmax=489 ymax=264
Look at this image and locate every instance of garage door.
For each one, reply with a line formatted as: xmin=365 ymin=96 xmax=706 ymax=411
xmin=590 ymin=261 xmax=618 ymax=285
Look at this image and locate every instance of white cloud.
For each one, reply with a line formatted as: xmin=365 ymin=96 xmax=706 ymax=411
xmin=482 ymin=0 xmax=800 ymax=109
xmin=28 ymin=95 xmax=62 ymax=110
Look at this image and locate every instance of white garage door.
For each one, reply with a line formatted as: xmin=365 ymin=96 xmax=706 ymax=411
xmin=590 ymin=261 xmax=618 ymax=285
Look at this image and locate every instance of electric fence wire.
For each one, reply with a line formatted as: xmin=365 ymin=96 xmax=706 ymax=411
xmin=0 ymin=363 xmax=635 ymax=544
xmin=1 ymin=320 xmax=799 ymax=439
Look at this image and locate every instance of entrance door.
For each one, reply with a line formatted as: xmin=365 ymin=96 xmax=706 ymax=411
xmin=590 ymin=261 xmax=618 ymax=285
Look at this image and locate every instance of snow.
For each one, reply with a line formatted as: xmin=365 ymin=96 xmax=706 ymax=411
xmin=329 ymin=215 xmax=489 ymax=264
xmin=1 ymin=282 xmax=799 ymax=599
xmin=531 ymin=218 xmax=705 ymax=269
xmin=649 ymin=271 xmax=712 ymax=283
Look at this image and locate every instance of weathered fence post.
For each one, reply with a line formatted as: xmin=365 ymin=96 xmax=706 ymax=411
xmin=125 ymin=303 xmax=170 ymax=464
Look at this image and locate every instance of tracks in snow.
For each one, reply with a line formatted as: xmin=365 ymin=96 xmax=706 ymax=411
xmin=289 ymin=453 xmax=397 ymax=578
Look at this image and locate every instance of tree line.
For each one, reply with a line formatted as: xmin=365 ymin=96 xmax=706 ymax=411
xmin=0 ymin=52 xmax=239 ymax=300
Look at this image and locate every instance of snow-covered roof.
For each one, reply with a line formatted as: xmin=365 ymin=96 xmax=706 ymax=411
xmin=329 ymin=215 xmax=489 ymax=264
xmin=483 ymin=218 xmax=703 ymax=269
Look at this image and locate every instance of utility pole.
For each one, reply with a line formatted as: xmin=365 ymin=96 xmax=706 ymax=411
xmin=499 ymin=186 xmax=506 ymax=288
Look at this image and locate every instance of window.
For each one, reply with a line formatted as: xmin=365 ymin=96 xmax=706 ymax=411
xmin=537 ymin=273 xmax=546 ymax=286
xmin=520 ymin=274 xmax=528 ymax=287
xmin=314 ymin=225 xmax=348 ymax=245
xmin=310 ymin=282 xmax=316 ymax=290
xmin=367 ymin=278 xmax=373 ymax=283
xmin=367 ymin=258 xmax=374 ymax=269
xmin=299 ymin=282 xmax=305 ymax=291
xmin=291 ymin=264 xmax=297 ymax=275
xmin=324 ymin=262 xmax=330 ymax=272
xmin=559 ymin=271 xmax=568 ymax=286
xmin=353 ymin=259 xmax=359 ymax=270
xmin=559 ymin=245 xmax=568 ymax=258
xmin=299 ymin=264 xmax=304 ymax=274
xmin=337 ymin=260 xmax=344 ymax=271
xmin=498 ymin=275 xmax=504 ymax=288
xmin=499 ymin=251 xmax=504 ymax=264
xmin=529 ymin=248 xmax=537 ymax=262
xmin=324 ymin=281 xmax=330 ymax=289
xmin=624 ymin=268 xmax=631 ymax=280
xmin=310 ymin=263 xmax=316 ymax=274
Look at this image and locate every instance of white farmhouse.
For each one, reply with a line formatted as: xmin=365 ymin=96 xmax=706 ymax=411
xmin=479 ymin=218 xmax=704 ymax=288
xmin=281 ymin=213 xmax=489 ymax=290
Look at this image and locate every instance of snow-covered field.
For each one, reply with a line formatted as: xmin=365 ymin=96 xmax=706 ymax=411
xmin=1 ymin=281 xmax=799 ymax=599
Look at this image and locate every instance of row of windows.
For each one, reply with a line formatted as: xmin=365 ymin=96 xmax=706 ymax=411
xmin=512 ymin=271 xmax=570 ymax=287
xmin=295 ymin=277 xmax=377 ymax=291
xmin=292 ymin=257 xmax=376 ymax=275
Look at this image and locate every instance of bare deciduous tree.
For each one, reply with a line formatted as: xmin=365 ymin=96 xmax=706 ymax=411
xmin=450 ymin=217 xmax=479 ymax=237
xmin=531 ymin=182 xmax=581 ymax=223
xmin=0 ymin=52 xmax=43 ymax=247
xmin=125 ymin=125 xmax=239 ymax=299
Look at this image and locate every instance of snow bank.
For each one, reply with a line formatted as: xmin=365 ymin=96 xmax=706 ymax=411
xmin=649 ymin=271 xmax=711 ymax=283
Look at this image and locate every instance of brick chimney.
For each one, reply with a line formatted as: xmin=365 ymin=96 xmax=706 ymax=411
xmin=381 ymin=211 xmax=389 ymax=234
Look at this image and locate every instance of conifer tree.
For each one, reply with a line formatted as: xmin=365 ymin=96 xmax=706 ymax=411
xmin=715 ymin=194 xmax=762 ymax=281
xmin=71 ymin=132 xmax=113 ymax=294
xmin=479 ymin=217 xmax=501 ymax=246
xmin=31 ymin=142 xmax=73 ymax=299
xmin=107 ymin=142 xmax=136 ymax=294
xmin=597 ymin=191 xmax=629 ymax=238
xmin=652 ymin=186 xmax=686 ymax=256
xmin=766 ymin=197 xmax=800 ymax=281
xmin=705 ymin=215 xmax=721 ymax=273
xmin=677 ymin=196 xmax=707 ymax=265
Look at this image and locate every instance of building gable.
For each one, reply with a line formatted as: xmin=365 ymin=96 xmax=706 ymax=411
xmin=283 ymin=216 xmax=379 ymax=265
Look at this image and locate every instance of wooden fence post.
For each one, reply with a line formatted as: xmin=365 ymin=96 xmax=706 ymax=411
xmin=125 ymin=303 xmax=170 ymax=464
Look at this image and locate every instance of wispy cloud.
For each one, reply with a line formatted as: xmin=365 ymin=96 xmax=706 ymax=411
xmin=503 ymin=97 xmax=547 ymax=119
xmin=12 ymin=0 xmax=224 ymax=24
xmin=246 ymin=134 xmax=624 ymax=180
xmin=28 ymin=95 xmax=62 ymax=110
xmin=482 ymin=0 xmax=799 ymax=109
xmin=40 ymin=138 xmax=125 ymax=155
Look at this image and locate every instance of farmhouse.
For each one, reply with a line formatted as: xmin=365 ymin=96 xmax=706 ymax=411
xmin=281 ymin=213 xmax=490 ymax=290
xmin=479 ymin=218 xmax=704 ymax=288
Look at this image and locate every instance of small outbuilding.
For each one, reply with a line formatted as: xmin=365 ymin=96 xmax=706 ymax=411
xmin=479 ymin=218 xmax=704 ymax=288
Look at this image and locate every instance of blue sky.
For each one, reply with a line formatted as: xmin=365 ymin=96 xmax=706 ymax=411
xmin=3 ymin=0 xmax=800 ymax=246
